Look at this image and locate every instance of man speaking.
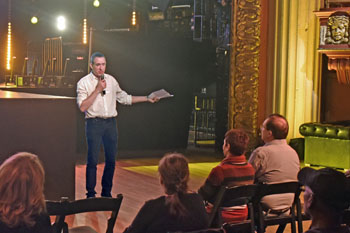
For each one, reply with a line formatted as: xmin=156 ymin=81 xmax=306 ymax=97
xmin=77 ymin=52 xmax=159 ymax=198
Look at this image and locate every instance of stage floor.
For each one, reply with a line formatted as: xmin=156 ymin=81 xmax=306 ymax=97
xmin=58 ymin=150 xmax=311 ymax=233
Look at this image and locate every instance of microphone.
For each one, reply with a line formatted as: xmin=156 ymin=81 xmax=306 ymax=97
xmin=101 ymin=74 xmax=106 ymax=96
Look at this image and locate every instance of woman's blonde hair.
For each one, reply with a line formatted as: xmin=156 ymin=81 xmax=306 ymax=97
xmin=158 ymin=153 xmax=189 ymax=217
xmin=0 ymin=152 xmax=46 ymax=227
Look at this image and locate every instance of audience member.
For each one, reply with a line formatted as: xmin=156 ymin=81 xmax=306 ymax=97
xmin=298 ymin=167 xmax=350 ymax=233
xmin=0 ymin=152 xmax=52 ymax=233
xmin=248 ymin=114 xmax=300 ymax=215
xmin=123 ymin=153 xmax=208 ymax=233
xmin=198 ymin=129 xmax=255 ymax=223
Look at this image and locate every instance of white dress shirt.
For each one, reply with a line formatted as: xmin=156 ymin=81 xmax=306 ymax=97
xmin=76 ymin=73 xmax=132 ymax=119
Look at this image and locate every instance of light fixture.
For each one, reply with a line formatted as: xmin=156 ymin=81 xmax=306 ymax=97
xmin=6 ymin=0 xmax=12 ymax=70
xmin=31 ymin=16 xmax=38 ymax=24
xmin=6 ymin=22 xmax=11 ymax=70
xmin=56 ymin=15 xmax=66 ymax=31
xmin=131 ymin=11 xmax=137 ymax=26
xmin=83 ymin=18 xmax=87 ymax=44
xmin=83 ymin=0 xmax=88 ymax=44
xmin=93 ymin=0 xmax=100 ymax=8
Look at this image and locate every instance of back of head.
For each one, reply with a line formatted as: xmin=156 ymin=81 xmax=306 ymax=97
xmin=0 ymin=152 xmax=46 ymax=228
xmin=265 ymin=114 xmax=289 ymax=139
xmin=225 ymin=129 xmax=249 ymax=156
xmin=158 ymin=153 xmax=189 ymax=195
xmin=298 ymin=167 xmax=350 ymax=213
xmin=158 ymin=153 xmax=189 ymax=217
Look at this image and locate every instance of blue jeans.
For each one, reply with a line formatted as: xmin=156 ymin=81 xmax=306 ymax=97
xmin=85 ymin=117 xmax=117 ymax=197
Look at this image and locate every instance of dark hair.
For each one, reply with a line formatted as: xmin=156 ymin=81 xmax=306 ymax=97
xmin=90 ymin=52 xmax=105 ymax=64
xmin=265 ymin=114 xmax=289 ymax=139
xmin=298 ymin=167 xmax=350 ymax=212
xmin=224 ymin=129 xmax=249 ymax=155
xmin=158 ymin=153 xmax=189 ymax=217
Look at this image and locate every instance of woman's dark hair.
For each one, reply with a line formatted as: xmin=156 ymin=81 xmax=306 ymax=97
xmin=0 ymin=152 xmax=46 ymax=228
xmin=158 ymin=153 xmax=189 ymax=217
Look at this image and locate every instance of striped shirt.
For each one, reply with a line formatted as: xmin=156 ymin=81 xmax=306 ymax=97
xmin=198 ymin=155 xmax=255 ymax=203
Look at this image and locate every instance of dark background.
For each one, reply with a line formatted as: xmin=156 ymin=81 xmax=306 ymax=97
xmin=0 ymin=0 xmax=220 ymax=154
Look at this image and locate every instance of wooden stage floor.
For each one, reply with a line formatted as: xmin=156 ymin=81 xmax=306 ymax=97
xmin=60 ymin=149 xmax=311 ymax=233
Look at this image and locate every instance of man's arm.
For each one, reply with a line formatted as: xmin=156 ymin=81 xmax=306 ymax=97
xmin=132 ymin=96 xmax=159 ymax=104
xmin=78 ymin=79 xmax=105 ymax=112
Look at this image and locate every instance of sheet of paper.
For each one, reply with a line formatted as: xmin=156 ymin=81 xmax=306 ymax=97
xmin=148 ymin=89 xmax=174 ymax=99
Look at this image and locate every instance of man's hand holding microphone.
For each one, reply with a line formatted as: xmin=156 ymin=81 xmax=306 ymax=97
xmin=97 ymin=74 xmax=106 ymax=96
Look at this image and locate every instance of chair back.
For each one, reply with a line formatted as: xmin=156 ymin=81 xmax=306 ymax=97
xmin=46 ymin=194 xmax=123 ymax=233
xmin=208 ymin=184 xmax=257 ymax=228
xmin=256 ymin=181 xmax=300 ymax=197
xmin=342 ymin=209 xmax=350 ymax=225
xmin=254 ymin=182 xmax=302 ymax=233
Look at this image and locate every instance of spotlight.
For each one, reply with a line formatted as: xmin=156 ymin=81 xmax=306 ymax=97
xmin=56 ymin=16 xmax=66 ymax=31
xmin=93 ymin=0 xmax=100 ymax=7
xmin=31 ymin=16 xmax=38 ymax=24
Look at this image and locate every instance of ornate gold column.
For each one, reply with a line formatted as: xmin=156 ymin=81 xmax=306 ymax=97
xmin=228 ymin=0 xmax=261 ymax=140
xmin=228 ymin=0 xmax=321 ymax=142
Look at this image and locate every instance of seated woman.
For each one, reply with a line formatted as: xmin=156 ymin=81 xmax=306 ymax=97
xmin=0 ymin=152 xmax=52 ymax=233
xmin=123 ymin=153 xmax=208 ymax=233
xmin=198 ymin=129 xmax=255 ymax=224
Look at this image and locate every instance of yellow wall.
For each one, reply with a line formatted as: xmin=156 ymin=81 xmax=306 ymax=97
xmin=270 ymin=0 xmax=321 ymax=139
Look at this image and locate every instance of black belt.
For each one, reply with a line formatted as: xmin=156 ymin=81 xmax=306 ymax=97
xmin=266 ymin=207 xmax=290 ymax=215
xmin=86 ymin=117 xmax=114 ymax=120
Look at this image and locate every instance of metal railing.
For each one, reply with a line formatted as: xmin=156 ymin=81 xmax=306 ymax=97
xmin=190 ymin=96 xmax=216 ymax=146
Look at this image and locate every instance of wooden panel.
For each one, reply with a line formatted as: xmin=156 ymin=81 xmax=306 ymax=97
xmin=0 ymin=90 xmax=76 ymax=200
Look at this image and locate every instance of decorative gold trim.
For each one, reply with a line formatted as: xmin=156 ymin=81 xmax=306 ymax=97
xmin=228 ymin=0 xmax=261 ymax=140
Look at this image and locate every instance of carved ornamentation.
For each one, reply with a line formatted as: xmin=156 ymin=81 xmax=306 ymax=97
xmin=325 ymin=14 xmax=350 ymax=44
xmin=328 ymin=56 xmax=350 ymax=84
xmin=228 ymin=0 xmax=260 ymax=140
xmin=315 ymin=9 xmax=350 ymax=85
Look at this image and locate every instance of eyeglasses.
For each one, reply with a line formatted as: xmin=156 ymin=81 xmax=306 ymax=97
xmin=260 ymin=124 xmax=266 ymax=131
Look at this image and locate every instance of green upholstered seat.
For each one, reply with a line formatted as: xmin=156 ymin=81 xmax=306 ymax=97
xmin=299 ymin=122 xmax=350 ymax=169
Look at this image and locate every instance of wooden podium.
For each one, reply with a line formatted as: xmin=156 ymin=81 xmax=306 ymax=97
xmin=0 ymin=90 xmax=77 ymax=200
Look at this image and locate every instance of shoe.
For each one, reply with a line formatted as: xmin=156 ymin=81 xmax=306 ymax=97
xmin=86 ymin=191 xmax=96 ymax=199
xmin=101 ymin=192 xmax=112 ymax=197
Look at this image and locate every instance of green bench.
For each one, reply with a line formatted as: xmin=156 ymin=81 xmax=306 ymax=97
xmin=299 ymin=122 xmax=350 ymax=169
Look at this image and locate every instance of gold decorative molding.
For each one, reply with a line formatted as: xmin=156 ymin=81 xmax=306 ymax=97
xmin=228 ymin=0 xmax=260 ymax=139
xmin=316 ymin=10 xmax=350 ymax=84
xmin=325 ymin=0 xmax=350 ymax=8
